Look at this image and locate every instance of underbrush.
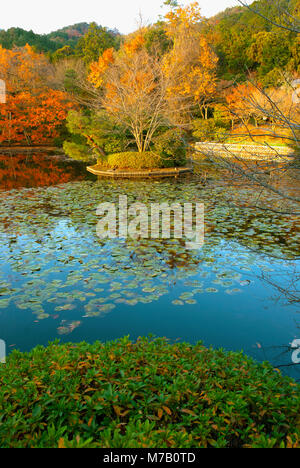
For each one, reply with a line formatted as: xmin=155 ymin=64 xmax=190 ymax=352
xmin=0 ymin=337 xmax=299 ymax=448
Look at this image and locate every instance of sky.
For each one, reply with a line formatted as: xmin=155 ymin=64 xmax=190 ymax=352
xmin=1 ymin=0 xmax=240 ymax=35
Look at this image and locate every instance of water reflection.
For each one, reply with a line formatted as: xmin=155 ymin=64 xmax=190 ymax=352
xmin=0 ymin=156 xmax=299 ymax=379
xmin=0 ymin=153 xmax=88 ymax=190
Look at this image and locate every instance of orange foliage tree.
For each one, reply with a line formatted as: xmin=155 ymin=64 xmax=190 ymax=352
xmin=0 ymin=90 xmax=74 ymax=145
xmin=88 ymin=32 xmax=168 ymax=152
xmin=0 ymin=45 xmax=74 ymax=145
xmin=163 ymin=2 xmax=218 ymax=123
xmin=86 ymin=2 xmax=218 ymax=152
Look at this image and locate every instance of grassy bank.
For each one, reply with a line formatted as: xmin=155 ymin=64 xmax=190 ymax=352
xmin=0 ymin=337 xmax=299 ymax=448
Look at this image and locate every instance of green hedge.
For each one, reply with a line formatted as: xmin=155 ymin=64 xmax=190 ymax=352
xmin=105 ymin=152 xmax=163 ymax=170
xmin=0 ymin=338 xmax=299 ymax=448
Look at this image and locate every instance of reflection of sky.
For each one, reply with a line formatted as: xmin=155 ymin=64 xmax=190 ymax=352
xmin=0 ymin=179 xmax=299 ymax=380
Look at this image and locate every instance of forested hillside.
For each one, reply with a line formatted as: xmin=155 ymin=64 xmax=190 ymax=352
xmin=0 ymin=0 xmax=299 ymax=149
xmin=205 ymin=0 xmax=299 ymax=84
xmin=0 ymin=22 xmax=119 ymax=56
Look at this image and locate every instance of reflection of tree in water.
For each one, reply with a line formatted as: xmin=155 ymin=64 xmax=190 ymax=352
xmin=253 ymin=265 xmax=300 ymax=381
xmin=0 ymin=177 xmax=299 ymax=364
xmin=260 ymin=266 xmax=299 ymax=306
xmin=95 ymin=236 xmax=202 ymax=283
xmin=0 ymin=153 xmax=88 ymax=190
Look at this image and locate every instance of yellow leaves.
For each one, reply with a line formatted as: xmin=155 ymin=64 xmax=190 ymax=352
xmin=88 ymin=48 xmax=115 ymax=88
xmin=162 ymin=3 xmax=217 ymax=108
xmin=165 ymin=2 xmax=203 ymax=39
xmin=113 ymin=406 xmax=130 ymax=418
xmin=181 ymin=408 xmax=197 ymax=417
xmin=58 ymin=438 xmax=66 ymax=448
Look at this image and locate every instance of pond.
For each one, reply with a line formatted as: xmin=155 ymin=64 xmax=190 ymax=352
xmin=0 ymin=154 xmax=299 ymax=380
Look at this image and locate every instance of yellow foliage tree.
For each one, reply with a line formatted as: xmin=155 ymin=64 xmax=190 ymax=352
xmin=163 ymin=2 xmax=218 ymax=123
xmin=86 ymin=3 xmax=218 ymax=152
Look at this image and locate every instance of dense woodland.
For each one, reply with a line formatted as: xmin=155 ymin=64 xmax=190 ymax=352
xmin=0 ymin=0 xmax=299 ymax=161
xmin=0 ymin=0 xmax=298 ymax=81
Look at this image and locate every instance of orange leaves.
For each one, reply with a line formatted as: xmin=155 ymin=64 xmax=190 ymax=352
xmin=84 ymin=3 xmax=217 ymax=149
xmin=88 ymin=34 xmax=146 ymax=90
xmin=162 ymin=3 xmax=217 ymax=110
xmin=165 ymin=2 xmax=203 ymax=39
xmin=181 ymin=408 xmax=197 ymax=417
xmin=58 ymin=438 xmax=66 ymax=448
xmin=0 ymin=44 xmax=75 ymax=146
xmin=123 ymin=34 xmax=145 ymax=56
xmin=157 ymin=406 xmax=172 ymax=419
xmin=0 ymin=90 xmax=74 ymax=145
xmin=0 ymin=44 xmax=52 ymax=94
xmin=88 ymin=48 xmax=115 ymax=88
xmin=163 ymin=406 xmax=172 ymax=416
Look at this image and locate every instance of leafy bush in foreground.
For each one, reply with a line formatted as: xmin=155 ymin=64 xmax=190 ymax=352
xmin=0 ymin=337 xmax=299 ymax=448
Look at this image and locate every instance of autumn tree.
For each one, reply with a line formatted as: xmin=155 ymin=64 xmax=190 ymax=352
xmin=0 ymin=90 xmax=74 ymax=145
xmin=88 ymin=34 xmax=168 ymax=153
xmin=0 ymin=44 xmax=54 ymax=93
xmin=195 ymin=1 xmax=300 ymax=214
xmin=162 ymin=2 xmax=218 ymax=125
xmin=71 ymin=2 xmax=217 ymax=157
xmin=75 ymin=23 xmax=119 ymax=64
xmin=0 ymin=45 xmax=74 ymax=145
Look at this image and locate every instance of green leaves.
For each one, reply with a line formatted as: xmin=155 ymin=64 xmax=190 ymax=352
xmin=0 ymin=338 xmax=299 ymax=448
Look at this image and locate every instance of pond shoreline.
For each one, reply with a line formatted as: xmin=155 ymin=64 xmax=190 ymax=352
xmin=194 ymin=142 xmax=297 ymax=161
xmin=87 ymin=164 xmax=193 ymax=178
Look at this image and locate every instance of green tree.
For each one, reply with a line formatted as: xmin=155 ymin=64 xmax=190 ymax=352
xmin=144 ymin=23 xmax=172 ymax=56
xmin=63 ymin=110 xmax=128 ymax=161
xmin=51 ymin=45 xmax=74 ymax=63
xmin=248 ymin=30 xmax=294 ymax=85
xmin=75 ymin=23 xmax=118 ymax=64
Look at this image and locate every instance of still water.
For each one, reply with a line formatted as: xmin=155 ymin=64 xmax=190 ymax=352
xmin=0 ymin=155 xmax=299 ymax=379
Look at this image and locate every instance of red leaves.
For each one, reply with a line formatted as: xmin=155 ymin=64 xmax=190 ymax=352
xmin=0 ymin=154 xmax=84 ymax=190
xmin=0 ymin=90 xmax=74 ymax=146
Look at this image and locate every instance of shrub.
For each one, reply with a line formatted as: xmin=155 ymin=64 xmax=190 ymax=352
xmin=0 ymin=338 xmax=299 ymax=448
xmin=192 ymin=119 xmax=227 ymax=142
xmin=64 ymin=110 xmax=128 ymax=162
xmin=153 ymin=129 xmax=187 ymax=167
xmin=106 ymin=151 xmax=162 ymax=169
